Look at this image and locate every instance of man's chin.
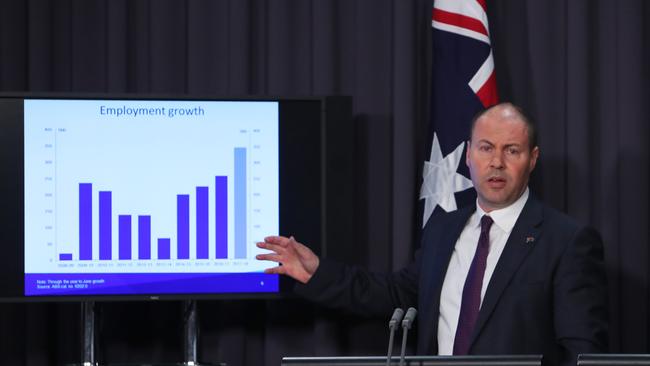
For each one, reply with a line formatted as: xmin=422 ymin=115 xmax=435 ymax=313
xmin=478 ymin=193 xmax=514 ymax=211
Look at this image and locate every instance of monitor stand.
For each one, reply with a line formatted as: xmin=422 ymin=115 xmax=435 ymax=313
xmin=182 ymin=300 xmax=199 ymax=366
xmin=75 ymin=300 xmax=223 ymax=366
xmin=82 ymin=301 xmax=97 ymax=366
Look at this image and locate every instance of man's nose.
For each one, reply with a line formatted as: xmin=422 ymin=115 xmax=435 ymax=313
xmin=489 ymin=153 xmax=505 ymax=169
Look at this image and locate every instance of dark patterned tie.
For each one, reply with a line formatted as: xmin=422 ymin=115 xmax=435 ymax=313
xmin=452 ymin=214 xmax=493 ymax=355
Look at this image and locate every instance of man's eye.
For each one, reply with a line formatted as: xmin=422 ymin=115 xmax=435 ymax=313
xmin=479 ymin=145 xmax=491 ymax=152
xmin=507 ymin=147 xmax=520 ymax=155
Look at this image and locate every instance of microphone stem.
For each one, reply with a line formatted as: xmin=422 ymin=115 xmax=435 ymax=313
xmin=386 ymin=327 xmax=396 ymax=366
xmin=399 ymin=327 xmax=409 ymax=366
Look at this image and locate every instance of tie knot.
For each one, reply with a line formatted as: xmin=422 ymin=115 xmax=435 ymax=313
xmin=480 ymin=215 xmax=493 ymax=233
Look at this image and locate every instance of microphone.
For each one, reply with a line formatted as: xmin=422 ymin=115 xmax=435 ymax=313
xmin=398 ymin=307 xmax=417 ymax=366
xmin=385 ymin=308 xmax=404 ymax=366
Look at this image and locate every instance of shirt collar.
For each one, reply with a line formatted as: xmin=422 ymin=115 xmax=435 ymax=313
xmin=473 ymin=188 xmax=530 ymax=233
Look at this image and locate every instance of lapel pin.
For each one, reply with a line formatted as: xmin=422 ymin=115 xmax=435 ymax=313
xmin=525 ymin=236 xmax=535 ymax=244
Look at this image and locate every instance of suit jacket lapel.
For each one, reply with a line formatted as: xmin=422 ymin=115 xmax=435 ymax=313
xmin=468 ymin=195 xmax=544 ymax=350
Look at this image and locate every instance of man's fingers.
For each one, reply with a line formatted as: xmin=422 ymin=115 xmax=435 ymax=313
xmin=264 ymin=266 xmax=286 ymax=275
xmin=256 ymin=241 xmax=286 ymax=254
xmin=255 ymin=253 xmax=282 ymax=263
xmin=264 ymin=235 xmax=292 ymax=247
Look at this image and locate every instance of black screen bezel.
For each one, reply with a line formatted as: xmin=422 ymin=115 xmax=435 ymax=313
xmin=0 ymin=93 xmax=324 ymax=302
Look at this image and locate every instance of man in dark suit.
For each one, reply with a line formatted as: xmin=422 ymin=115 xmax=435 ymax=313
xmin=257 ymin=103 xmax=608 ymax=366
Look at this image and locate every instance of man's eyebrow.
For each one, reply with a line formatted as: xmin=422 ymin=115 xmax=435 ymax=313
xmin=475 ymin=140 xmax=526 ymax=150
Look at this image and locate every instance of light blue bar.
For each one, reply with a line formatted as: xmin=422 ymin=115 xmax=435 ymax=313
xmin=234 ymin=147 xmax=247 ymax=259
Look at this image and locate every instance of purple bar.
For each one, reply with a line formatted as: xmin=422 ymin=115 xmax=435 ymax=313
xmin=196 ymin=187 xmax=209 ymax=259
xmin=177 ymin=195 xmax=190 ymax=259
xmin=99 ymin=191 xmax=112 ymax=260
xmin=138 ymin=216 xmax=151 ymax=260
xmin=215 ymin=176 xmax=228 ymax=259
xmin=59 ymin=253 xmax=72 ymax=261
xmin=158 ymin=238 xmax=170 ymax=260
xmin=118 ymin=215 xmax=132 ymax=260
xmin=79 ymin=183 xmax=92 ymax=260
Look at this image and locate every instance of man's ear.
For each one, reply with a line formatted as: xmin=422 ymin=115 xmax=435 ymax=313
xmin=529 ymin=146 xmax=540 ymax=172
xmin=465 ymin=140 xmax=471 ymax=168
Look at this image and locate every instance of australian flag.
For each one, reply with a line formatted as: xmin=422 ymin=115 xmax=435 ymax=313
xmin=420 ymin=0 xmax=499 ymax=227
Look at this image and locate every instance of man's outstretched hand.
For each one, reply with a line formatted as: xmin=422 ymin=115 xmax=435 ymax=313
xmin=256 ymin=236 xmax=320 ymax=284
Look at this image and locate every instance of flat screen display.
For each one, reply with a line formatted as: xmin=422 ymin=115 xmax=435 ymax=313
xmin=23 ymin=99 xmax=279 ymax=296
xmin=0 ymin=94 xmax=339 ymax=301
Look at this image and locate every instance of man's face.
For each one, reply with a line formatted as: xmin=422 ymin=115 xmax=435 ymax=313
xmin=466 ymin=108 xmax=539 ymax=212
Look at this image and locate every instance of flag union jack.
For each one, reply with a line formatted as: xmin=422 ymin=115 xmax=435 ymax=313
xmin=432 ymin=0 xmax=497 ymax=107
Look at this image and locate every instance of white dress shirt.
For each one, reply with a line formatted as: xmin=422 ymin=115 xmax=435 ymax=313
xmin=436 ymin=188 xmax=530 ymax=355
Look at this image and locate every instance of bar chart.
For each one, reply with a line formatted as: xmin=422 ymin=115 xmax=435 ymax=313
xmin=64 ymin=148 xmax=246 ymax=263
xmin=24 ymin=99 xmax=280 ymax=284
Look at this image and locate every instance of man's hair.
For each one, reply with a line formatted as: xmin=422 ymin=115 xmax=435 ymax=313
xmin=469 ymin=102 xmax=538 ymax=150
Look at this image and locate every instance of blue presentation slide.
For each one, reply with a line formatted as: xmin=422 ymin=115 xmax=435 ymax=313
xmin=23 ymin=99 xmax=280 ymax=296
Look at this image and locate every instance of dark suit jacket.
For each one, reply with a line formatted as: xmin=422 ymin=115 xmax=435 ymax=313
xmin=295 ymin=195 xmax=608 ymax=366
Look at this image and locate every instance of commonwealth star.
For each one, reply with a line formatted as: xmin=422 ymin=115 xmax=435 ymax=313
xmin=419 ymin=133 xmax=473 ymax=227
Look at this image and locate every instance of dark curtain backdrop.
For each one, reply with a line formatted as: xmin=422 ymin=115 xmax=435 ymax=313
xmin=0 ymin=0 xmax=647 ymax=365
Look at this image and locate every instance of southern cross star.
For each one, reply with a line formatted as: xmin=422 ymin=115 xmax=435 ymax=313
xmin=419 ymin=133 xmax=473 ymax=227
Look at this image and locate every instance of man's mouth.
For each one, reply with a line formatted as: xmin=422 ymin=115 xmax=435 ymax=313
xmin=487 ymin=176 xmax=506 ymax=187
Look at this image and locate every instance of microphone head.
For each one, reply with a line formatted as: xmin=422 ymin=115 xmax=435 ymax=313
xmin=388 ymin=308 xmax=405 ymax=329
xmin=402 ymin=307 xmax=418 ymax=329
